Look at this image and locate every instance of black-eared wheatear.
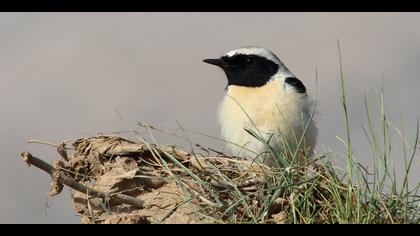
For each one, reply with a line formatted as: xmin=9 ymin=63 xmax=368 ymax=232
xmin=204 ymin=46 xmax=317 ymax=167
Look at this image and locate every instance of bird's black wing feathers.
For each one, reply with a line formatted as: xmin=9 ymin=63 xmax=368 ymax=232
xmin=285 ymin=77 xmax=307 ymax=94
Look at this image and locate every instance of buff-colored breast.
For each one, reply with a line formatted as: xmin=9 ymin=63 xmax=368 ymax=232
xmin=217 ymin=79 xmax=316 ymax=166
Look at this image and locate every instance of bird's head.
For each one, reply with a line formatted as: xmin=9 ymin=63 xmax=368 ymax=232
xmin=203 ymin=46 xmax=291 ymax=88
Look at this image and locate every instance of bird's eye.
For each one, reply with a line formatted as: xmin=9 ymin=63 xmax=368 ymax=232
xmin=244 ymin=57 xmax=254 ymax=65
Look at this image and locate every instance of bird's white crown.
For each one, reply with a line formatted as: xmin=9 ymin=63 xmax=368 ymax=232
xmin=224 ymin=46 xmax=282 ymax=65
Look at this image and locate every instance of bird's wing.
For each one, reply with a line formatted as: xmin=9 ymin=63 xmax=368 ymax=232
xmin=284 ymin=77 xmax=307 ymax=94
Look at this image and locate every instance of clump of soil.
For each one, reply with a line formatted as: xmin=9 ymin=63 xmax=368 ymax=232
xmin=29 ymin=135 xmax=285 ymax=224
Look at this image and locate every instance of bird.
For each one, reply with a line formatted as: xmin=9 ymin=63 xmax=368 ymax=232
xmin=203 ymin=46 xmax=317 ymax=167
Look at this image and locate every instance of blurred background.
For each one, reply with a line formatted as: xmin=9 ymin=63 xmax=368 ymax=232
xmin=1 ymin=13 xmax=419 ymax=223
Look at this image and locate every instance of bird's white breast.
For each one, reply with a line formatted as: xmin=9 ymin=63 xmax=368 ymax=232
xmin=217 ymin=78 xmax=316 ymax=166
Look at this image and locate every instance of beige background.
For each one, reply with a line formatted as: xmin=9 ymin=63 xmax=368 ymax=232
xmin=1 ymin=13 xmax=419 ymax=223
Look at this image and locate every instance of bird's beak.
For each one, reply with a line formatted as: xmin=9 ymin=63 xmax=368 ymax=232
xmin=203 ymin=58 xmax=228 ymax=68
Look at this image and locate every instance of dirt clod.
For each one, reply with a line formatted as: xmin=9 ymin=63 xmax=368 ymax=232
xmin=24 ymin=135 xmax=288 ymax=224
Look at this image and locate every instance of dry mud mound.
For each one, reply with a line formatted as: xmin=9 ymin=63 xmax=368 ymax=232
xmin=20 ymin=135 xmax=297 ymax=224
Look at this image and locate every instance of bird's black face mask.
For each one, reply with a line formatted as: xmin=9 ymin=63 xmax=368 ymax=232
xmin=204 ymin=54 xmax=279 ymax=88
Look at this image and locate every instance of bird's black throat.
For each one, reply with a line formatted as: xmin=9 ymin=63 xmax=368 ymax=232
xmin=205 ymin=54 xmax=279 ymax=88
